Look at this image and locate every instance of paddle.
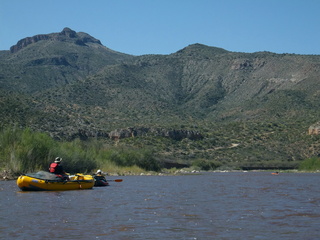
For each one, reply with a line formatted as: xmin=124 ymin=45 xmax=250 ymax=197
xmin=106 ymin=179 xmax=123 ymax=182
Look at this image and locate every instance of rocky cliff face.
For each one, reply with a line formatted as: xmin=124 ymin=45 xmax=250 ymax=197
xmin=308 ymin=122 xmax=320 ymax=135
xmin=10 ymin=27 xmax=102 ymax=53
xmin=68 ymin=127 xmax=204 ymax=141
xmin=108 ymin=127 xmax=203 ymax=141
xmin=10 ymin=34 xmax=50 ymax=53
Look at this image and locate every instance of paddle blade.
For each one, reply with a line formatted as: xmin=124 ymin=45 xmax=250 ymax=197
xmin=107 ymin=179 xmax=123 ymax=182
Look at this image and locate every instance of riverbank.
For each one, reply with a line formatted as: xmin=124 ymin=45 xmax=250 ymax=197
xmin=0 ymin=168 xmax=198 ymax=180
xmin=0 ymin=170 xmax=15 ymax=180
xmin=2 ymin=168 xmax=319 ymax=181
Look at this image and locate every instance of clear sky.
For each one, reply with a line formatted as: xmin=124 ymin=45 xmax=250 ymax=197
xmin=1 ymin=0 xmax=319 ymax=55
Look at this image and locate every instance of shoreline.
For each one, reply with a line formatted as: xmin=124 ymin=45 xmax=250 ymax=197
xmin=1 ymin=169 xmax=319 ymax=181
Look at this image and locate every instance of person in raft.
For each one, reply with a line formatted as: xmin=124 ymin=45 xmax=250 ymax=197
xmin=49 ymin=157 xmax=69 ymax=180
xmin=96 ymin=169 xmax=103 ymax=176
xmin=95 ymin=169 xmax=107 ymax=181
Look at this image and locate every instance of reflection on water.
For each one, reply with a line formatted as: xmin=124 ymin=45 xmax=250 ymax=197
xmin=0 ymin=172 xmax=320 ymax=239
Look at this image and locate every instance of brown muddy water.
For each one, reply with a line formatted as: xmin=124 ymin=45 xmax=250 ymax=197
xmin=0 ymin=172 xmax=319 ymax=240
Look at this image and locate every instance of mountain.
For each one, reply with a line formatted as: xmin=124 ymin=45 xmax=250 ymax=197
xmin=1 ymin=28 xmax=320 ymax=169
xmin=0 ymin=27 xmax=133 ymax=93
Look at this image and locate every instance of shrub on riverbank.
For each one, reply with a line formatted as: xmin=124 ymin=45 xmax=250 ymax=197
xmin=192 ymin=159 xmax=221 ymax=171
xmin=299 ymin=157 xmax=320 ymax=171
xmin=0 ymin=127 xmax=56 ymax=174
xmin=0 ymin=126 xmax=161 ymax=175
xmin=1 ymin=126 xmax=319 ymax=176
xmin=94 ymin=147 xmax=161 ymax=172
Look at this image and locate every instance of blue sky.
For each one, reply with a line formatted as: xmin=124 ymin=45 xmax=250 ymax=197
xmin=1 ymin=0 xmax=319 ymax=55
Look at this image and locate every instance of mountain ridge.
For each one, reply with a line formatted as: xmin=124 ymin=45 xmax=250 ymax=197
xmin=10 ymin=27 xmax=102 ymax=53
xmin=1 ymin=28 xmax=320 ymax=168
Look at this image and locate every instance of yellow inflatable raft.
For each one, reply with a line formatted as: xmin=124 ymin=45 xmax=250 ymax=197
xmin=17 ymin=171 xmax=94 ymax=191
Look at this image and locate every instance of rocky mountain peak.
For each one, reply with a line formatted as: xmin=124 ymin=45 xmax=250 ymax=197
xmin=174 ymin=43 xmax=229 ymax=58
xmin=59 ymin=27 xmax=77 ymax=38
xmin=10 ymin=27 xmax=102 ymax=53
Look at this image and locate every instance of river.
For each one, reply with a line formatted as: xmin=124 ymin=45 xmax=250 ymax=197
xmin=0 ymin=172 xmax=319 ymax=239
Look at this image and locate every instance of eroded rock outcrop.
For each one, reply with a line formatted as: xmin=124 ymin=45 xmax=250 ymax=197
xmin=10 ymin=27 xmax=102 ymax=53
xmin=58 ymin=127 xmax=203 ymax=141
xmin=308 ymin=122 xmax=320 ymax=135
xmin=109 ymin=127 xmax=203 ymax=141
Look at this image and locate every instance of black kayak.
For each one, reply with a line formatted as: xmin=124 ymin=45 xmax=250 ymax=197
xmin=94 ymin=175 xmax=109 ymax=187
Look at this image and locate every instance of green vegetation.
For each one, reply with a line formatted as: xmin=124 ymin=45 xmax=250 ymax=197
xmin=0 ymin=126 xmax=160 ymax=176
xmin=0 ymin=127 xmax=56 ymax=173
xmin=299 ymin=157 xmax=320 ymax=171
xmin=192 ymin=159 xmax=222 ymax=171
xmin=92 ymin=145 xmax=161 ymax=172
xmin=1 ymin=29 xmax=320 ymax=175
xmin=2 ymin=120 xmax=320 ymax=178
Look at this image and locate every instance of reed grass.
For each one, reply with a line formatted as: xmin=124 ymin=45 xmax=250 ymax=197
xmin=0 ymin=126 xmax=161 ymax=175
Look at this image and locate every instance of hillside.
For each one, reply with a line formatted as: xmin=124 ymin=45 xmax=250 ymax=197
xmin=0 ymin=27 xmax=133 ymax=93
xmin=1 ymin=28 xmax=320 ymax=169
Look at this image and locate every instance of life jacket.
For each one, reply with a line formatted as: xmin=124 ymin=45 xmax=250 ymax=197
xmin=49 ymin=162 xmax=69 ymax=180
xmin=95 ymin=175 xmax=106 ymax=181
xmin=49 ymin=162 xmax=61 ymax=174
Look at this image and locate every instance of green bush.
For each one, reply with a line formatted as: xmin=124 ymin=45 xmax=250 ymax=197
xmin=55 ymin=139 xmax=97 ymax=173
xmin=299 ymin=157 xmax=320 ymax=171
xmin=0 ymin=126 xmax=57 ymax=173
xmin=0 ymin=126 xmax=98 ymax=174
xmin=136 ymin=149 xmax=161 ymax=171
xmin=192 ymin=159 xmax=221 ymax=171
xmin=104 ymin=147 xmax=161 ymax=172
xmin=16 ymin=128 xmax=56 ymax=172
